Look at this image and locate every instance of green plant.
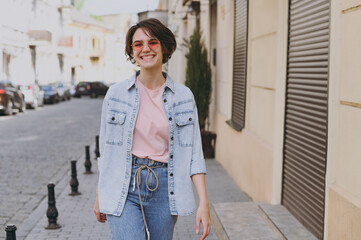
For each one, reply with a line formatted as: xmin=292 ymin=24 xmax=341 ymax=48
xmin=185 ymin=23 xmax=212 ymax=131
xmin=74 ymin=0 xmax=86 ymax=11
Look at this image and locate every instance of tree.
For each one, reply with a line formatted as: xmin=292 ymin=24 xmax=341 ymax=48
xmin=185 ymin=23 xmax=212 ymax=131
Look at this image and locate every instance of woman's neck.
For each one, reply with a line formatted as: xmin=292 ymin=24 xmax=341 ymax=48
xmin=138 ymin=68 xmax=165 ymax=90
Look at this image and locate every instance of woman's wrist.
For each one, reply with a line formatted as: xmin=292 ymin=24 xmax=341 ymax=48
xmin=199 ymin=199 xmax=209 ymax=207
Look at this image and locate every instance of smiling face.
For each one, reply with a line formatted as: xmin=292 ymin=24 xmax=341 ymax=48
xmin=131 ymin=28 xmax=163 ymax=70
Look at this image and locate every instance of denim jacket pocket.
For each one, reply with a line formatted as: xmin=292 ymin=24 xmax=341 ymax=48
xmin=106 ymin=111 xmax=126 ymax=146
xmin=175 ymin=111 xmax=194 ymax=147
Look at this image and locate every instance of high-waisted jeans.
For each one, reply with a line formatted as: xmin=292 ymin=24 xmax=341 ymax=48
xmin=107 ymin=156 xmax=178 ymax=240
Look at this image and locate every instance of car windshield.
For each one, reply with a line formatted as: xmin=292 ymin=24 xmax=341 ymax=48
xmin=78 ymin=82 xmax=87 ymax=87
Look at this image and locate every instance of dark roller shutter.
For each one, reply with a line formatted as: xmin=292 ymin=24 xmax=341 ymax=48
xmin=227 ymin=0 xmax=248 ymax=131
xmin=282 ymin=0 xmax=330 ymax=239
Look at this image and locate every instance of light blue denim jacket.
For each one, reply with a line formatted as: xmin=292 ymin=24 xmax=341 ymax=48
xmin=98 ymin=71 xmax=206 ymax=216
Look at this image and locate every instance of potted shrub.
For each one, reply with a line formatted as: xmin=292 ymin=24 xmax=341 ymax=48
xmin=185 ymin=23 xmax=216 ymax=158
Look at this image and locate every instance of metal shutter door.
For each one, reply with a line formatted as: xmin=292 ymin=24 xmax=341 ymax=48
xmin=230 ymin=0 xmax=248 ymax=130
xmin=282 ymin=0 xmax=330 ymax=239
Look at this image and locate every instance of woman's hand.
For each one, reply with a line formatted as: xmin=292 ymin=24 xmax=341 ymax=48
xmin=192 ymin=173 xmax=211 ymax=239
xmin=196 ymin=203 xmax=211 ymax=240
xmin=94 ymin=186 xmax=107 ymax=223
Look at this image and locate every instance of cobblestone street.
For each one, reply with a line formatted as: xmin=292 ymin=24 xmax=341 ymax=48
xmin=0 ymin=98 xmax=103 ymax=237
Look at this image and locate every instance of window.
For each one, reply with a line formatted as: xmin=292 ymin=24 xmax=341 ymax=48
xmin=226 ymin=0 xmax=248 ymax=131
xmin=58 ymin=54 xmax=64 ymax=73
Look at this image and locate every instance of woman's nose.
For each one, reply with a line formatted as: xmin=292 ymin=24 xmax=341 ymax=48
xmin=142 ymin=44 xmax=151 ymax=52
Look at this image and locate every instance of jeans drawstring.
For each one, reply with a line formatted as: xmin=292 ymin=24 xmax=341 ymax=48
xmin=132 ymin=164 xmax=162 ymax=240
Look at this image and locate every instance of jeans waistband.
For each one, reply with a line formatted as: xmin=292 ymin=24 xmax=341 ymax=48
xmin=132 ymin=155 xmax=167 ymax=168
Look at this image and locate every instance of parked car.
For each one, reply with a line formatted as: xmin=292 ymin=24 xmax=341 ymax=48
xmin=0 ymin=80 xmax=26 ymax=115
xmin=57 ymin=82 xmax=71 ymax=101
xmin=41 ymin=83 xmax=59 ymax=104
xmin=74 ymin=81 xmax=109 ymax=98
xmin=69 ymin=82 xmax=76 ymax=96
xmin=18 ymin=82 xmax=44 ymax=109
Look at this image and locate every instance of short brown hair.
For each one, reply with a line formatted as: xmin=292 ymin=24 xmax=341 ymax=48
xmin=125 ymin=18 xmax=177 ymax=64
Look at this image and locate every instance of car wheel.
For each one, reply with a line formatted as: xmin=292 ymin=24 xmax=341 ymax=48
xmin=5 ymin=101 xmax=13 ymax=116
xmin=90 ymin=92 xmax=97 ymax=98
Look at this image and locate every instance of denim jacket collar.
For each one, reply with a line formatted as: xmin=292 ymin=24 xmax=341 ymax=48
xmin=126 ymin=71 xmax=175 ymax=93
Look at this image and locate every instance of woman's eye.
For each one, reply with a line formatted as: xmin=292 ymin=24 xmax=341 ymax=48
xmin=149 ymin=40 xmax=159 ymax=46
xmin=134 ymin=43 xmax=143 ymax=48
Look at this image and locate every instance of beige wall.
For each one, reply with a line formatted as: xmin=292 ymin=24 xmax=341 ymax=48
xmin=214 ymin=0 xmax=287 ymax=203
xmin=167 ymin=1 xmax=196 ymax=84
xmin=326 ymin=0 xmax=361 ymax=238
xmin=215 ymin=0 xmax=234 ymax=118
xmin=327 ymin=186 xmax=361 ymax=240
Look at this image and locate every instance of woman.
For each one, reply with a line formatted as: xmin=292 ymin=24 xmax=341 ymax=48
xmin=94 ymin=18 xmax=211 ymax=240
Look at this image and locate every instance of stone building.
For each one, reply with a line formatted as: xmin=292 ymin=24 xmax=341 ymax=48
xmin=0 ymin=0 xmax=34 ymax=84
xmin=29 ymin=0 xmax=65 ymax=85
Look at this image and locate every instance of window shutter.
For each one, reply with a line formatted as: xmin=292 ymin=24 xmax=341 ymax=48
xmin=227 ymin=0 xmax=248 ymax=131
xmin=282 ymin=0 xmax=330 ymax=239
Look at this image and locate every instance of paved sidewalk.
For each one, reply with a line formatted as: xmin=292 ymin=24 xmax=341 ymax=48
xmin=15 ymin=149 xmax=249 ymax=239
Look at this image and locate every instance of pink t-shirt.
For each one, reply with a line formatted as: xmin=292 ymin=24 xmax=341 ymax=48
xmin=131 ymin=78 xmax=169 ymax=163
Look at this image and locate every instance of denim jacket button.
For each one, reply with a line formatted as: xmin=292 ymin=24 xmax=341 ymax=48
xmin=112 ymin=117 xmax=115 ymax=121
xmin=170 ymin=191 xmax=174 ymax=195
xmin=170 ymin=173 xmax=173 ymax=177
xmin=170 ymin=136 xmax=174 ymax=140
xmin=163 ymin=99 xmax=167 ymax=103
xmin=168 ymin=117 xmax=172 ymax=121
xmin=189 ymin=117 xmax=192 ymax=121
xmin=170 ymin=155 xmax=173 ymax=159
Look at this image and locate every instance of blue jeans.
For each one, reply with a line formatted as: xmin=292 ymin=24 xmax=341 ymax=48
xmin=107 ymin=156 xmax=178 ymax=240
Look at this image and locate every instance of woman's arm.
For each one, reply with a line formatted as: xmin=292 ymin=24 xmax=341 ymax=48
xmin=94 ymin=97 xmax=109 ymax=223
xmin=192 ymin=173 xmax=211 ymax=240
xmin=94 ymin=183 xmax=107 ymax=222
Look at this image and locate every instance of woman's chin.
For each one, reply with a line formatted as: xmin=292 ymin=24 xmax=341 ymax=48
xmin=139 ymin=62 xmax=162 ymax=70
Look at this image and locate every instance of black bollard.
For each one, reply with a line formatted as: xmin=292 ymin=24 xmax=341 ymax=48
xmin=94 ymin=135 xmax=100 ymax=160
xmin=5 ymin=224 xmax=16 ymax=240
xmin=84 ymin=145 xmax=93 ymax=174
xmin=45 ymin=183 xmax=61 ymax=229
xmin=69 ymin=160 xmax=81 ymax=196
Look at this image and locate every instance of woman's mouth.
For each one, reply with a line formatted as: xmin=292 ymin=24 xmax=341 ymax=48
xmin=141 ymin=55 xmax=155 ymax=60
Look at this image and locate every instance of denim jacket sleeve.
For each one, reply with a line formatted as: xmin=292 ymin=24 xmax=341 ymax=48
xmin=98 ymin=96 xmax=108 ymax=172
xmin=190 ymin=99 xmax=207 ymax=176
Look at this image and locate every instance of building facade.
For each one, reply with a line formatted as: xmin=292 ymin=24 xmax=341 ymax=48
xmin=66 ymin=9 xmax=115 ymax=85
xmin=0 ymin=0 xmax=34 ymax=84
xmin=30 ymin=0 xmax=66 ymax=85
xmin=101 ymin=13 xmax=137 ymax=83
xmin=167 ymin=0 xmax=361 ymax=239
xmin=0 ymin=0 xmax=128 ymax=86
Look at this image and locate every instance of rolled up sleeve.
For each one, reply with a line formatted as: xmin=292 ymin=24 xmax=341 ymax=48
xmin=190 ymin=101 xmax=207 ymax=176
